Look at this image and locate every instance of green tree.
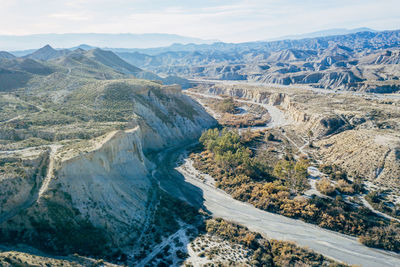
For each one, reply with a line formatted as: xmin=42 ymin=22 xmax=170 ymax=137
xmin=294 ymin=158 xmax=309 ymax=193
xmin=273 ymin=159 xmax=309 ymax=194
xmin=219 ymin=97 xmax=236 ymax=113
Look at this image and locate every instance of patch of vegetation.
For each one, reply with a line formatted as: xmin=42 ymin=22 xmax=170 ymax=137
xmin=273 ymin=158 xmax=309 ymax=194
xmin=193 ymin=128 xmax=399 ymax=250
xmin=359 ymin=224 xmax=400 ymax=252
xmin=204 ymin=218 xmax=347 ymax=267
xmin=316 ymin=178 xmax=336 ymax=196
xmin=30 ymin=194 xmax=109 ymax=256
xmin=218 ymin=97 xmax=236 ymax=114
xmin=365 ymin=190 xmax=400 ymax=219
xmin=153 ymin=190 xmax=199 ymax=234
xmin=199 ymin=128 xmax=272 ymax=182
xmin=200 ymin=96 xmax=270 ymax=127
xmin=319 ymin=164 xmax=348 ymax=181
xmin=0 ymin=190 xmax=109 ymax=257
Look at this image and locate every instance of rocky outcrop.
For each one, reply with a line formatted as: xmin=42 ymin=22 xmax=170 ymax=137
xmin=203 ymin=85 xmax=270 ymax=104
xmin=0 ymin=148 xmax=48 ymax=220
xmin=370 ymin=50 xmax=400 ymax=65
xmin=198 ymin=84 xmax=351 ymax=137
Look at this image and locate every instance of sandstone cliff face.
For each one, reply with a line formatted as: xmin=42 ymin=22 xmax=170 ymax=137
xmin=57 ymin=128 xmax=152 ymax=248
xmin=200 ymin=84 xmax=348 ymax=137
xmin=0 ymin=85 xmax=217 ymax=256
xmin=51 ymin=88 xmax=217 ymax=247
xmin=205 ymin=85 xmax=270 ymax=104
xmin=134 ymin=87 xmax=218 ymax=152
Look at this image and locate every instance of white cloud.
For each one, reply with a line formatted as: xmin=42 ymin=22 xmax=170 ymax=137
xmin=0 ymin=0 xmax=399 ymax=41
xmin=49 ymin=12 xmax=92 ymax=21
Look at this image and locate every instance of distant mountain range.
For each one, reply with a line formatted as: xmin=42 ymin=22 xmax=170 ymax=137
xmin=267 ymin=27 xmax=376 ymax=41
xmin=0 ymin=33 xmax=218 ymax=51
xmin=107 ymin=30 xmax=400 ymax=93
xmin=1 ymin=28 xmax=381 ymax=54
xmin=3 ymin=29 xmax=400 ymax=93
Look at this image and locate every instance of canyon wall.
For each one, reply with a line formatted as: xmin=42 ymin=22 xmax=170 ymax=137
xmin=0 ymin=85 xmax=217 ymax=256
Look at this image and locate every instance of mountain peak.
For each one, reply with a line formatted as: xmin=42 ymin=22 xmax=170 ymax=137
xmin=0 ymin=51 xmax=16 ymax=59
xmin=24 ymin=44 xmax=69 ymax=61
xmin=72 ymin=44 xmax=95 ymax=51
xmin=39 ymin=44 xmax=55 ymax=51
xmin=73 ymin=48 xmax=85 ymax=53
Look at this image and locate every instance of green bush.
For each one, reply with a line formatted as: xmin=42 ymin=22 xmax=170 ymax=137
xmin=218 ymin=97 xmax=236 ymax=113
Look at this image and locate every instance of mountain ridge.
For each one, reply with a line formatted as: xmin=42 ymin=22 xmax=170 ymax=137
xmin=265 ymin=27 xmax=376 ymax=41
xmin=0 ymin=33 xmax=218 ymax=51
xmin=2 ymin=45 xmax=191 ymax=89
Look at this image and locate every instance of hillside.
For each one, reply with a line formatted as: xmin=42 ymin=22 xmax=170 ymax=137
xmin=0 ymin=49 xmax=218 ymax=265
xmin=0 ymin=51 xmax=16 ymax=59
xmin=5 ymin=45 xmax=192 ymax=89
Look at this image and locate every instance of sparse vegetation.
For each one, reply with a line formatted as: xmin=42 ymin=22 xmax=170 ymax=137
xmin=365 ymin=190 xmax=400 ymax=219
xmin=197 ymin=95 xmax=271 ymax=127
xmin=192 ymin=128 xmax=396 ymax=243
xmin=203 ymin=218 xmax=347 ymax=267
xmin=359 ymin=224 xmax=400 ymax=252
xmin=218 ymin=97 xmax=236 ymax=114
xmin=0 ymin=48 xmax=209 ymax=265
xmin=273 ymin=158 xmax=309 ymax=194
xmin=2 ymin=32 xmax=400 ymax=266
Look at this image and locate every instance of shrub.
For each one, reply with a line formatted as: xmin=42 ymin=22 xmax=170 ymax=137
xmin=273 ymin=159 xmax=309 ymax=193
xmin=218 ymin=97 xmax=236 ymax=113
xmin=316 ymin=178 xmax=336 ymax=196
xmin=176 ymin=250 xmax=189 ymax=259
xmin=205 ymin=218 xmax=343 ymax=266
xmin=359 ymin=224 xmax=400 ymax=252
xmin=366 ymin=191 xmax=381 ymax=203
xmin=336 ymin=179 xmax=354 ymax=194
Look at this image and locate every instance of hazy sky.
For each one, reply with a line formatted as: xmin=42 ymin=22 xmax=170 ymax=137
xmin=0 ymin=0 xmax=399 ymax=42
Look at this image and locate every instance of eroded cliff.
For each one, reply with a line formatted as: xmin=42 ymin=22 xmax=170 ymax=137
xmin=0 ymin=80 xmax=217 ymax=259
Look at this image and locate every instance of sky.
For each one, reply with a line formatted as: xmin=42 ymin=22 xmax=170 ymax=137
xmin=0 ymin=0 xmax=399 ymax=42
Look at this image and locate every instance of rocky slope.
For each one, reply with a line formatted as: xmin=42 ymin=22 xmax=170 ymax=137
xmin=317 ymin=130 xmax=400 ymax=191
